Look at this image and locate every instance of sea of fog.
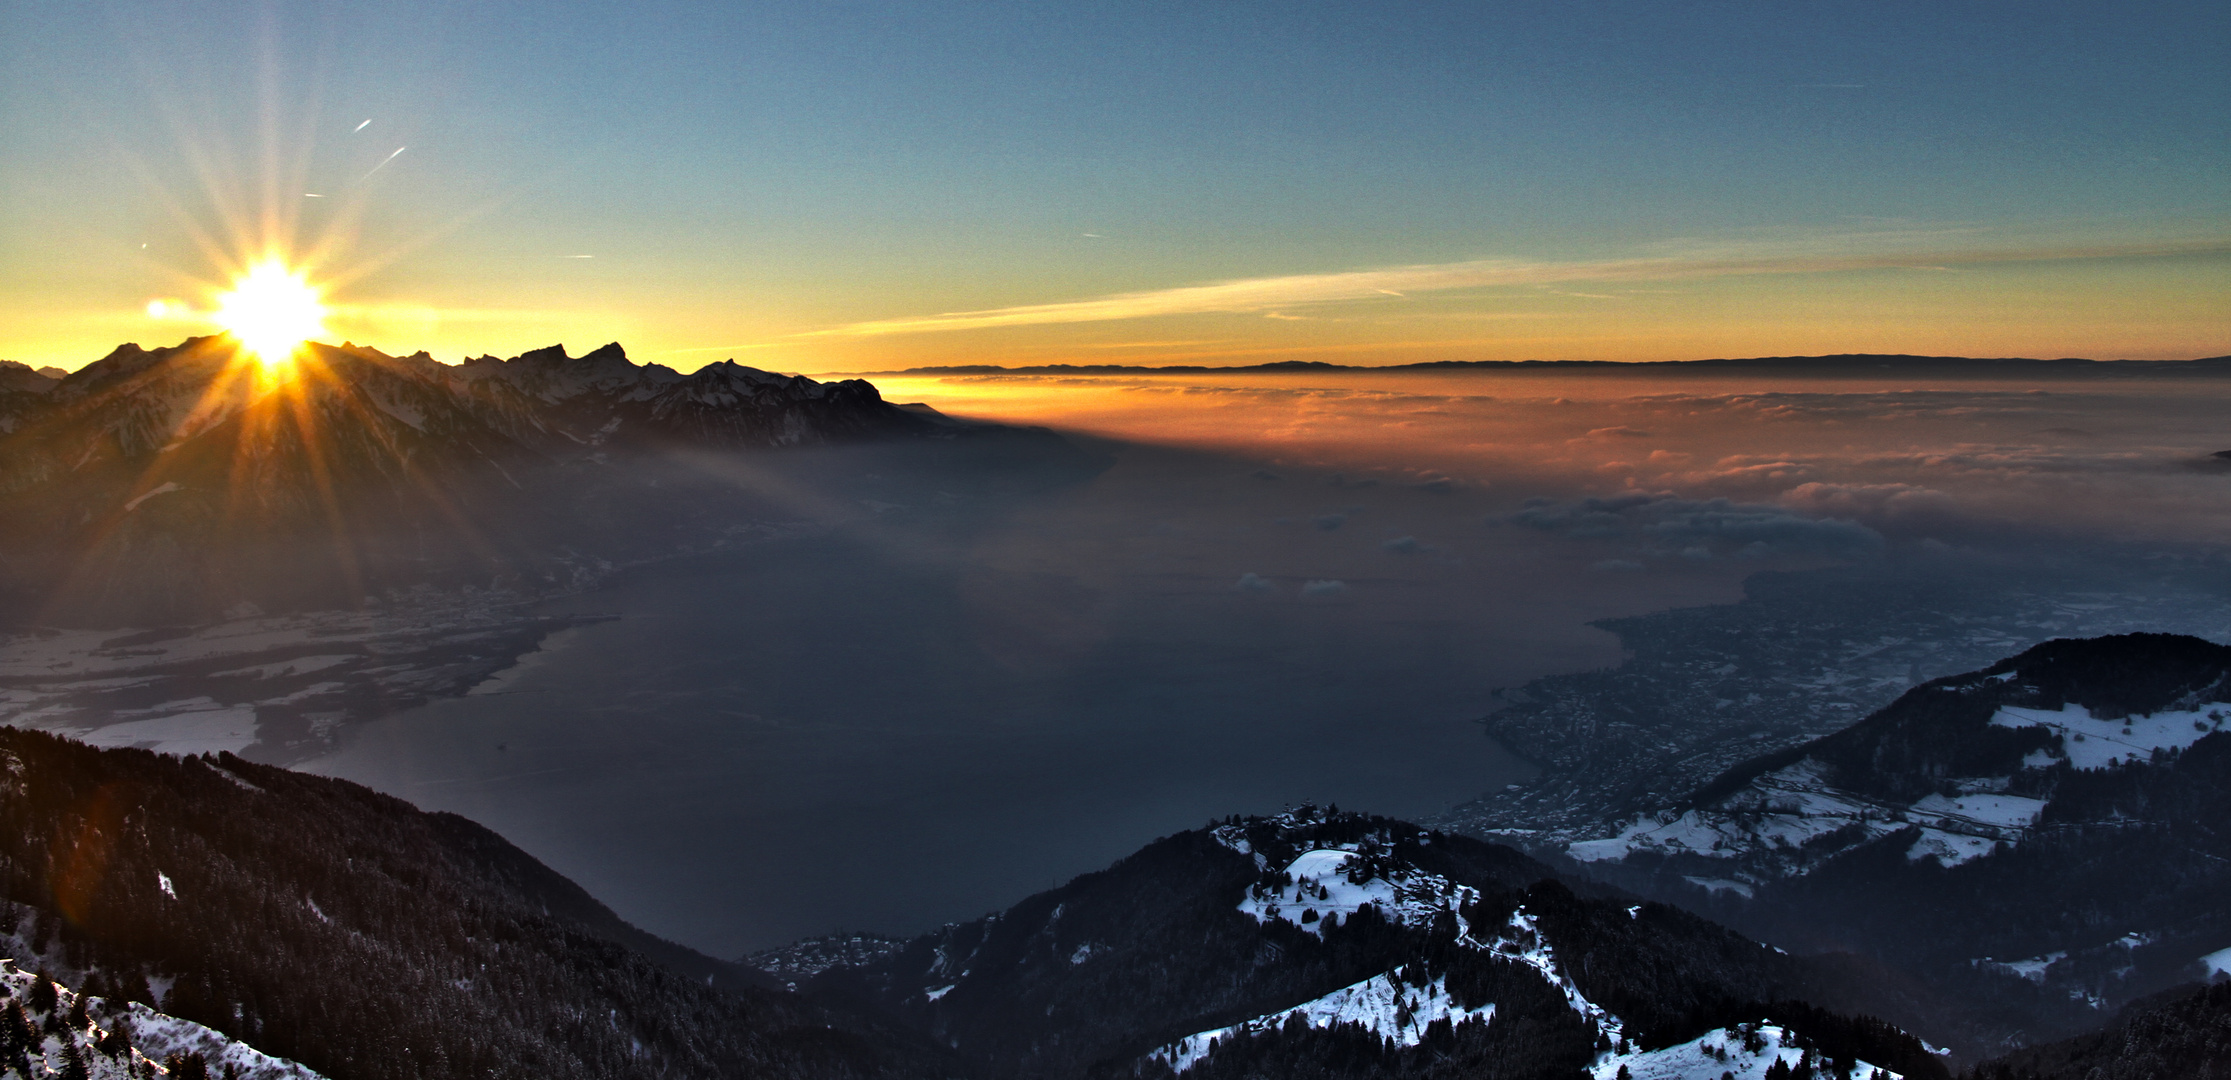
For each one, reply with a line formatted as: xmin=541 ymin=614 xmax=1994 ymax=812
xmin=307 ymin=368 xmax=2231 ymax=956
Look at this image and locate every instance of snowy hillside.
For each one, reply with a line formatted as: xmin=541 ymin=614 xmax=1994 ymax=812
xmin=806 ymin=807 xmax=1951 ymax=1080
xmin=0 ymin=960 xmax=321 ymax=1080
xmin=1548 ymin=633 xmax=2231 ymax=1022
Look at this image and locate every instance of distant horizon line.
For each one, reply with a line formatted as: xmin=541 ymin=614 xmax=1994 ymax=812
xmin=22 ymin=337 xmax=2231 ymax=381
xmin=835 ymin=352 xmax=2231 ymax=378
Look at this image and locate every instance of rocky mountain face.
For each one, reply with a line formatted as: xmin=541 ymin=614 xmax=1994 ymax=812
xmin=0 ymin=337 xmax=1025 ymax=624
xmin=450 ymin=343 xmax=923 ymax=450
xmin=0 ymin=361 xmax=62 ymax=397
xmin=803 ymin=807 xmax=1957 ymax=1080
xmin=1536 ymin=633 xmax=2231 ymax=1041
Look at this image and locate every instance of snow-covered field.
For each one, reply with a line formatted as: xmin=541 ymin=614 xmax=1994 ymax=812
xmin=1589 ymin=1022 xmax=1901 ymax=1080
xmin=1562 ymin=699 xmax=2226 ymax=879
xmin=1991 ymin=701 xmax=2229 ymax=771
xmin=1235 ymin=846 xmax=1478 ymax=939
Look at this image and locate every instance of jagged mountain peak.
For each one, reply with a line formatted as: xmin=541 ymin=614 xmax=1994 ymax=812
xmin=0 ymin=335 xmax=957 ymax=621
xmin=454 ymin=341 xmax=686 ymax=403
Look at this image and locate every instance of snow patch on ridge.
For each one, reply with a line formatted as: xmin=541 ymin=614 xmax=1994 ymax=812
xmin=1571 ymin=753 xmax=2057 ymax=873
xmin=1149 ymin=972 xmax=1494 ymax=1074
xmin=1238 ymin=849 xmax=1477 ymax=939
xmin=1976 ymin=951 xmax=2066 ymax=983
xmin=1568 ymin=759 xmax=1901 ymax=866
xmin=1588 ymin=1022 xmax=1903 ymax=1080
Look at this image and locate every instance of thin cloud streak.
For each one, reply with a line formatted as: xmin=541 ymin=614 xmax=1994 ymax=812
xmin=806 ymin=236 xmax=2230 ymax=338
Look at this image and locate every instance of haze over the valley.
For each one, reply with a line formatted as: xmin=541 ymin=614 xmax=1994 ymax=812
xmin=297 ymin=361 xmax=2231 ymax=954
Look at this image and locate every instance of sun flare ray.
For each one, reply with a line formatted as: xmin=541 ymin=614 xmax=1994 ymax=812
xmin=212 ymin=259 xmax=327 ymax=369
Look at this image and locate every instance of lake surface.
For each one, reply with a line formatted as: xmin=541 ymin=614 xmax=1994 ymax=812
xmin=304 ymin=439 xmax=1661 ymax=955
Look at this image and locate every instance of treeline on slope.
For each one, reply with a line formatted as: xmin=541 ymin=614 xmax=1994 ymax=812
xmin=0 ymin=728 xmax=948 ymax=1080
xmin=812 ymin=811 xmax=1950 ymax=1080
xmin=1966 ymin=980 xmax=2231 ymax=1080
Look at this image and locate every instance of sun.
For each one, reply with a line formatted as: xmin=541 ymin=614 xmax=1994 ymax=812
xmin=212 ymin=260 xmax=327 ymax=369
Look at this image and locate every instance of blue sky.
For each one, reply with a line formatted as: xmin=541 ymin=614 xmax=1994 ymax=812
xmin=3 ymin=0 xmax=2224 ymax=368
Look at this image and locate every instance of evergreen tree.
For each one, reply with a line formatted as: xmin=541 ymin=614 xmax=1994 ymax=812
xmin=26 ymin=974 xmax=56 ymax=1015
xmin=164 ymin=1050 xmax=211 ymax=1080
xmin=58 ymin=1039 xmax=91 ymax=1080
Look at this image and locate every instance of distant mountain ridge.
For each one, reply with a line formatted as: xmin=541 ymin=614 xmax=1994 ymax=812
xmin=872 ymin=353 xmax=2231 ymax=378
xmin=0 ymin=336 xmax=1074 ymax=624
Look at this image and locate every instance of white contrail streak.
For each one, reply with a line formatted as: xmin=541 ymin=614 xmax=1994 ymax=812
xmin=361 ymin=146 xmax=407 ymax=181
xmin=803 ymin=233 xmax=2230 ymax=338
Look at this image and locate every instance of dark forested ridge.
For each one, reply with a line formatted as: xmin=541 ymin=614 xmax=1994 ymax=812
xmin=7 ymin=633 xmax=2230 ymax=1076
xmin=1968 ymin=981 xmax=2231 ymax=1080
xmin=2 ymin=718 xmax=2220 ymax=1079
xmin=0 ymin=727 xmax=948 ymax=1080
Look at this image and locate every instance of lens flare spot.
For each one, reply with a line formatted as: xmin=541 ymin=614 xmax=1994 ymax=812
xmin=213 ymin=261 xmax=327 ymax=369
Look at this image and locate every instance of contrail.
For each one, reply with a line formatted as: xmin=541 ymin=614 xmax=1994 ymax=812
xmin=361 ymin=146 xmax=407 ymax=181
xmin=804 ymin=232 xmax=2231 ymax=338
xmin=354 ymin=118 xmax=372 ymax=132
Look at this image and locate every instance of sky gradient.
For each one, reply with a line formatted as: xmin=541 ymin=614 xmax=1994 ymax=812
xmin=3 ymin=0 xmax=2225 ymax=372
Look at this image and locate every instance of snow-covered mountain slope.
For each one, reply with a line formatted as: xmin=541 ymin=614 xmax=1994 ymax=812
xmin=804 ymin=808 xmax=1953 ymax=1080
xmin=1549 ymin=633 xmax=2231 ymax=1024
xmin=1437 ymin=562 xmax=2231 ymax=852
xmin=0 ymin=960 xmax=322 ymax=1079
